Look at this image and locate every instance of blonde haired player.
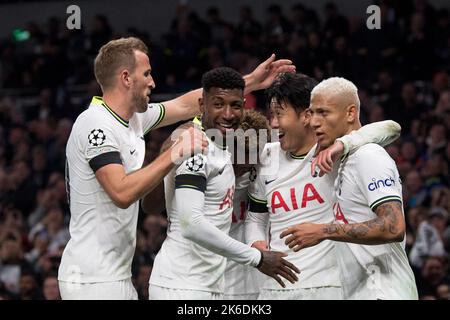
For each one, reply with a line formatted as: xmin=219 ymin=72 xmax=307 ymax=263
xmin=246 ymin=73 xmax=404 ymax=300
xmin=282 ymin=76 xmax=418 ymax=299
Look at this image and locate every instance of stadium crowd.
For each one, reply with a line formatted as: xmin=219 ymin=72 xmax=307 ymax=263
xmin=0 ymin=0 xmax=449 ymax=300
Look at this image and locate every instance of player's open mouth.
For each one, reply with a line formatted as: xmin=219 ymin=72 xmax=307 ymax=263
xmin=278 ymin=132 xmax=285 ymax=140
xmin=217 ymin=123 xmax=235 ymax=133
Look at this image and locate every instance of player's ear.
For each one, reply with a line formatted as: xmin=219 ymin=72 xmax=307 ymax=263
xmin=120 ymin=69 xmax=132 ymax=88
xmin=198 ymin=97 xmax=205 ymax=114
xmin=347 ymin=104 xmax=357 ymax=123
xmin=303 ymin=108 xmax=311 ymax=127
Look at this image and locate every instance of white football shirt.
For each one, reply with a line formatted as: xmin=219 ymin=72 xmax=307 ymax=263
xmin=58 ymin=96 xmax=165 ymax=283
xmin=224 ymin=172 xmax=265 ymax=297
xmin=149 ymin=138 xmax=236 ymax=293
xmin=334 ymin=143 xmax=418 ymax=299
xmin=248 ymin=142 xmax=341 ymax=290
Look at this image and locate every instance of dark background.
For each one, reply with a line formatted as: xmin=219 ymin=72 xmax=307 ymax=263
xmin=0 ymin=0 xmax=449 ymax=300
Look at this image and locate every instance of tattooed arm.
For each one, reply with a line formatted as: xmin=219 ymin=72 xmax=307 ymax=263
xmin=280 ymin=201 xmax=405 ymax=252
xmin=323 ymin=201 xmax=405 ymax=244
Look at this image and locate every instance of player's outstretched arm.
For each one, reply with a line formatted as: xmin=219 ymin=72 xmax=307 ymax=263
xmin=96 ymin=126 xmax=207 ymax=209
xmin=311 ymin=120 xmax=401 ymax=177
xmin=141 ymin=122 xmax=195 ymax=214
xmin=176 ymin=187 xmax=299 ymax=287
xmin=280 ymin=201 xmax=405 ymax=251
xmin=155 ymin=55 xmax=296 ymax=129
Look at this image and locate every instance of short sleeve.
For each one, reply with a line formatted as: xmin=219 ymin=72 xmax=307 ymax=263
xmin=142 ymin=103 xmax=166 ymax=134
xmin=76 ymin=116 xmax=123 ymax=172
xmin=354 ymin=146 xmax=402 ymax=212
xmin=174 ymin=153 xmax=207 ymax=193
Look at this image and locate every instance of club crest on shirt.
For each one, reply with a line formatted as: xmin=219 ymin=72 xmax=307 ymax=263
xmin=88 ymin=129 xmax=106 ymax=147
xmin=186 ymin=154 xmax=205 ymax=172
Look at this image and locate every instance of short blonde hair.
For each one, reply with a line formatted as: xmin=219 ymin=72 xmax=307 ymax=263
xmin=311 ymin=77 xmax=360 ymax=111
xmin=94 ymin=37 xmax=148 ymax=91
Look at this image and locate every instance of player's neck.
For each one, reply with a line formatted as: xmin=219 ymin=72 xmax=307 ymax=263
xmin=102 ymin=91 xmax=133 ymax=121
xmin=292 ymin=133 xmax=316 ymax=156
xmin=344 ymin=120 xmax=362 ymax=135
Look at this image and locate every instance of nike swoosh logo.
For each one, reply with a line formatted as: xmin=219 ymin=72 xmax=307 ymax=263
xmin=265 ymin=178 xmax=276 ymax=185
xmin=218 ymin=167 xmax=224 ymax=175
xmin=130 ymin=149 xmax=136 ymax=155
xmin=140 ymin=136 xmax=144 ymax=140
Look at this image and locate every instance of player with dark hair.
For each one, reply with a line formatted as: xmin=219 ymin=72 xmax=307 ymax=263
xmin=58 ymin=36 xmax=297 ymax=300
xmin=246 ymin=72 xmax=403 ymax=299
xmin=148 ymin=67 xmax=300 ymax=300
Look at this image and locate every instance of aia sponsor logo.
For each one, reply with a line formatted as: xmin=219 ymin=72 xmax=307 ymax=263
xmin=270 ymin=183 xmax=324 ymax=214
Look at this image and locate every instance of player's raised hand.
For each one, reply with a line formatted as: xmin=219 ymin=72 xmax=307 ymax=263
xmin=170 ymin=126 xmax=208 ymax=164
xmin=245 ymin=54 xmax=296 ymax=92
xmin=311 ymin=140 xmax=345 ymax=177
xmin=280 ymin=223 xmax=325 ymax=252
xmin=256 ymin=250 xmax=300 ymax=288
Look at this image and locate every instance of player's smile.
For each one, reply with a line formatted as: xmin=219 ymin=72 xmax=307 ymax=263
xmin=201 ymin=87 xmax=244 ymax=137
xmin=216 ymin=120 xmax=239 ymax=135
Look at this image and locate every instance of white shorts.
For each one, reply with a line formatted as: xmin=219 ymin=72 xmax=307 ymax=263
xmin=59 ymin=278 xmax=138 ymax=300
xmin=258 ymin=286 xmax=342 ymax=300
xmin=223 ymin=293 xmax=259 ymax=300
xmin=149 ymin=284 xmax=223 ymax=300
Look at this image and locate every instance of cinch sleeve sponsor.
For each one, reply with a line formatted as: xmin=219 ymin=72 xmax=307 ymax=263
xmin=355 ymin=148 xmax=403 ymax=212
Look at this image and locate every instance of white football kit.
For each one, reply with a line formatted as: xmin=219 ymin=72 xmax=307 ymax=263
xmin=224 ymin=172 xmax=265 ymax=300
xmin=149 ymin=138 xmax=261 ymax=300
xmin=334 ymin=143 xmax=418 ymax=300
xmin=246 ymin=120 xmax=405 ymax=300
xmin=58 ymin=96 xmax=165 ymax=299
xmin=247 ymin=142 xmax=342 ymax=299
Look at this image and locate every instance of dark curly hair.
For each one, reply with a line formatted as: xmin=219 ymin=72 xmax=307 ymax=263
xmin=201 ymin=67 xmax=245 ymax=93
xmin=265 ymin=73 xmax=318 ymax=114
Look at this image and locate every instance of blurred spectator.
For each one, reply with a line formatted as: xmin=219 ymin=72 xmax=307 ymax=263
xmin=237 ymin=6 xmax=262 ymax=39
xmin=0 ymin=0 xmax=449 ymax=299
xmin=437 ymin=283 xmax=450 ymax=300
xmin=404 ymin=170 xmax=428 ymax=208
xmin=42 ymin=274 xmax=60 ymax=300
xmin=323 ymin=2 xmax=349 ymax=40
xmin=416 ymin=256 xmax=450 ymax=298
xmin=0 ymin=235 xmax=32 ymax=295
xmin=409 ymin=207 xmax=448 ymax=269
xmin=18 ymin=271 xmax=42 ymax=300
xmin=88 ymin=14 xmax=112 ymax=55
xmin=28 ymin=206 xmax=69 ymax=257
xmin=425 ymin=123 xmax=448 ymax=156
